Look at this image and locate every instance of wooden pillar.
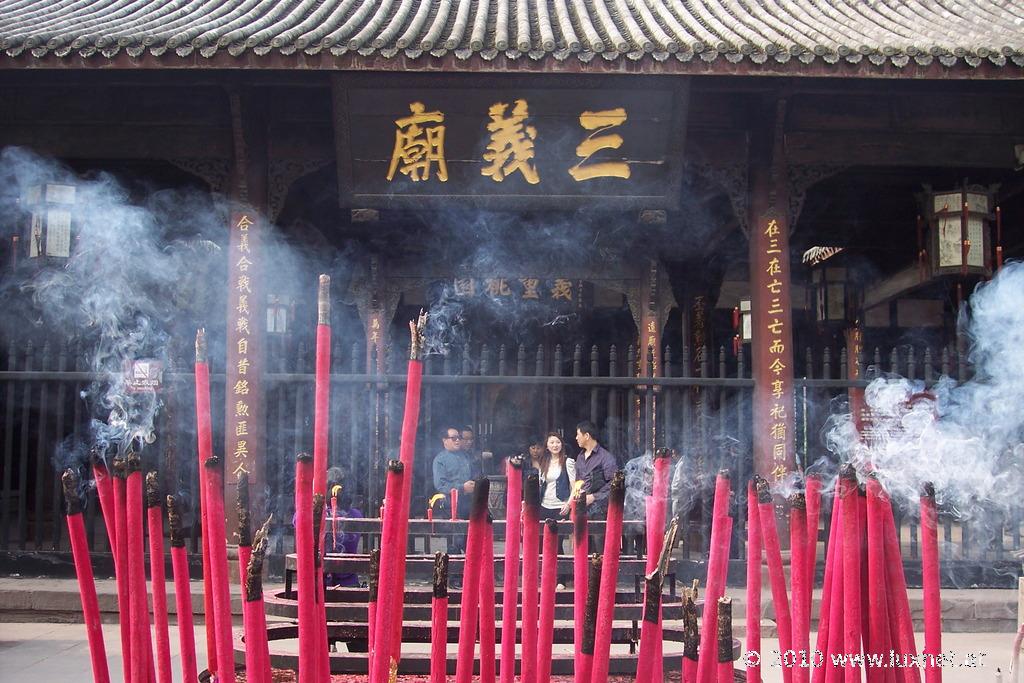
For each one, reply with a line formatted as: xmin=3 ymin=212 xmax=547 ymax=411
xmin=748 ymin=98 xmax=797 ymax=482
xmin=638 ymin=259 xmax=663 ymax=454
xmin=224 ymin=89 xmax=269 ymax=533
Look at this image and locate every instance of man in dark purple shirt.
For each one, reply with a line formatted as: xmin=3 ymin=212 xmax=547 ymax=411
xmin=573 ymin=420 xmax=618 ymax=518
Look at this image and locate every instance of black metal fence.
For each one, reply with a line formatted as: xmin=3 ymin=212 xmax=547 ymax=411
xmin=0 ymin=335 xmax=1019 ymax=587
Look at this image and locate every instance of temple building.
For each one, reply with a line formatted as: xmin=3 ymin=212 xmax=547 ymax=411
xmin=0 ymin=0 xmax=1022 ymax=580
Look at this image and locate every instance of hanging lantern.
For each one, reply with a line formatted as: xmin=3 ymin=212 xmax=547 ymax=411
xmin=23 ymin=183 xmax=75 ymax=260
xmin=922 ymin=185 xmax=994 ymax=278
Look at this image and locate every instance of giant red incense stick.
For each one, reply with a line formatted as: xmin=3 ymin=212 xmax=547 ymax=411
xmin=295 ymin=452 xmax=317 ymax=682
xmin=572 ymin=486 xmax=589 ymax=678
xmin=698 ymin=471 xmax=735 ymax=683
xmin=385 ymin=315 xmax=428 ymax=673
xmin=645 ymin=448 xmax=672 ymax=683
xmin=682 ymin=581 xmax=699 ymax=683
xmin=746 ymin=481 xmax=763 ymax=683
xmin=537 ymin=519 xmax=559 ymax=683
xmin=805 ymin=474 xmax=822 ymax=606
xmin=194 ymin=329 xmax=218 ymax=678
xmin=371 ymin=460 xmax=409 ymax=683
xmin=920 ymin=483 xmax=942 ymax=683
xmin=881 ymin=500 xmax=920 ymax=683
xmin=431 ymin=552 xmax=450 ymax=683
xmin=237 ymin=472 xmax=252 ymax=585
xmin=244 ymin=517 xmax=274 ymax=683
xmin=790 ymin=492 xmax=810 ymax=683
xmin=578 ymin=554 xmax=602 ymax=683
xmin=125 ymin=449 xmax=154 ymax=683
xmin=636 ymin=519 xmax=679 ymax=683
xmin=90 ymin=450 xmax=117 ymax=556
xmin=166 ymin=495 xmax=199 ymax=683
xmin=145 ymin=473 xmax=172 ymax=683
xmin=455 ymin=478 xmax=490 ymax=683
xmin=479 ymin=518 xmax=497 ymax=683
xmin=755 ymin=476 xmax=793 ymax=683
xmin=866 ymin=477 xmax=893 ymax=683
xmin=313 ymin=493 xmax=330 ymax=682
xmin=203 ymin=454 xmax=236 ymax=683
xmin=717 ymin=597 xmax=734 ymax=683
xmin=111 ymin=457 xmax=133 ymax=683
xmin=521 ymin=471 xmax=542 ymax=683
xmin=313 ymin=276 xmax=332 ymax=683
xmin=63 ymin=469 xmax=111 ymax=683
xmin=500 ymin=457 xmax=524 ymax=683
xmin=824 ymin=531 xmax=846 ymax=683
xmin=367 ymin=548 xmax=380 ymax=656
xmin=839 ymin=465 xmax=863 ymax=682
xmin=811 ymin=480 xmax=843 ymax=683
xmin=592 ymin=471 xmax=626 ymax=683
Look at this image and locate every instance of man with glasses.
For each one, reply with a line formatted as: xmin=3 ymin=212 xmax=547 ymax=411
xmin=432 ymin=425 xmax=479 ymax=557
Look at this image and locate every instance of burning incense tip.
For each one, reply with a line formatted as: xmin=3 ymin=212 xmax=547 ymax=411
xmin=716 ymin=597 xmax=733 ymax=663
xmin=754 ymin=475 xmax=772 ymax=503
xmin=296 ymin=452 xmax=313 ymax=465
xmin=166 ymin=495 xmax=185 ymax=548
xmin=433 ymin=552 xmax=449 ymax=598
xmin=839 ymin=462 xmax=858 ymax=481
xmin=654 ymin=447 xmax=674 ymax=460
xmin=682 ymin=586 xmax=698 ymax=660
xmin=195 ymin=328 xmax=207 ymax=362
xmin=245 ymin=516 xmax=272 ymax=602
xmin=524 ymin=472 xmax=541 ymax=513
xmin=922 ymin=481 xmax=936 ymax=499
xmin=582 ymin=554 xmax=602 ymax=655
xmin=507 ymin=453 xmax=525 ymax=469
xmin=470 ymin=477 xmax=491 ymax=519
xmin=609 ymin=470 xmax=626 ymax=503
xmin=318 ymin=274 xmax=331 ymax=325
xmin=145 ymin=472 xmax=161 ymax=509
xmin=409 ymin=311 xmax=428 ymax=360
xmin=387 ymin=459 xmax=404 ymax=473
xmin=312 ymin=494 xmax=325 ymax=565
xmin=237 ymin=472 xmax=252 ymax=547
xmin=717 ymin=468 xmax=731 ymax=479
xmin=62 ymin=469 xmax=82 ymax=515
xmin=368 ymin=549 xmax=381 ymax=603
xmin=788 ymin=492 xmax=806 ymax=510
xmin=203 ymin=455 xmax=221 ymax=471
xmin=125 ymin=447 xmax=142 ymax=474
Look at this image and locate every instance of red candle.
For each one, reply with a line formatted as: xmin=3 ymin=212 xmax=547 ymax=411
xmin=572 ymin=487 xmax=588 ymax=677
xmin=166 ymin=495 xmax=199 ymax=683
xmin=866 ymin=477 xmax=893 ymax=683
xmin=682 ymin=582 xmax=699 ymax=683
xmin=698 ymin=471 xmax=735 ymax=683
xmin=579 ymin=554 xmax=603 ymax=683
xmin=790 ymin=494 xmax=809 ymax=683
xmin=385 ymin=316 xmax=427 ymax=670
xmin=479 ymin=519 xmax=497 ymax=683
xmin=450 ymin=487 xmax=459 ymax=521
xmin=90 ymin=452 xmax=117 ymax=556
xmin=194 ymin=330 xmax=218 ymax=678
xmin=125 ymin=450 xmax=153 ymax=683
xmin=145 ymin=473 xmax=172 ymax=683
xmin=111 ymin=458 xmax=133 ymax=683
xmin=839 ymin=465 xmax=863 ymax=682
xmin=746 ymin=481 xmax=763 ymax=683
xmin=500 ymin=458 xmax=524 ymax=683
xmin=537 ymin=519 xmax=559 ymax=683
xmin=455 ymin=479 xmax=490 ymax=683
xmin=755 ymin=476 xmax=793 ymax=683
xmin=717 ymin=597 xmax=734 ymax=683
xmin=62 ymin=470 xmax=111 ymax=683
xmin=295 ymin=453 xmax=317 ymax=681
xmin=805 ymin=474 xmax=823 ymax=605
xmin=370 ymin=460 xmax=408 ymax=683
xmin=521 ymin=471 xmax=541 ymax=683
xmin=431 ymin=552 xmax=450 ymax=683
xmin=591 ymin=472 xmax=626 ymax=683
xmin=811 ymin=480 xmax=843 ymax=683
xmin=367 ymin=548 xmax=380 ymax=656
xmin=244 ymin=518 xmax=274 ymax=683
xmin=203 ymin=455 xmax=236 ymax=683
xmin=313 ymin=276 xmax=333 ymax=683
xmin=920 ymin=483 xmax=942 ymax=683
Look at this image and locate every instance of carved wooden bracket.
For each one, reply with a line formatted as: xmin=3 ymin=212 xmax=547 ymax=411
xmin=268 ymin=158 xmax=333 ymax=222
xmin=689 ymin=161 xmax=749 ymax=237
xmin=788 ymin=164 xmax=848 ymax=229
xmin=166 ymin=158 xmax=232 ymax=194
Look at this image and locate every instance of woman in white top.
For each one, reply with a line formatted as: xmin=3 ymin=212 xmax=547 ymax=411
xmin=534 ymin=432 xmax=577 ymax=520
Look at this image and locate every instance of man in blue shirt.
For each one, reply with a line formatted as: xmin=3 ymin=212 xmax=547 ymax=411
xmin=432 ymin=425 xmax=479 ymax=556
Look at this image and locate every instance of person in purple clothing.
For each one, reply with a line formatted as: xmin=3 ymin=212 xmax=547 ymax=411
xmin=573 ymin=420 xmax=618 ymax=552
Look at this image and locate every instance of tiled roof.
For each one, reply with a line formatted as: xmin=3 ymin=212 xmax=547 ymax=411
xmin=2 ymin=0 xmax=1023 ymax=70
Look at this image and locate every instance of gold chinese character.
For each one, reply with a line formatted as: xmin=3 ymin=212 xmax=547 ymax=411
xmin=236 ymin=421 xmax=248 ymax=437
xmin=772 ymin=443 xmax=786 ymax=459
xmin=484 ymin=278 xmax=512 ymax=297
xmin=238 ymin=338 xmax=248 ymax=355
xmin=236 ymin=317 xmax=250 ymax=335
xmin=767 ymin=297 xmax=784 ymax=315
xmin=646 ymin=320 xmax=656 ymax=333
xmin=771 ymin=463 xmax=788 ymax=481
xmin=770 ymin=422 xmax=787 ymax=440
xmin=237 ymin=358 xmax=250 ymax=375
xmin=771 ymin=379 xmax=784 ymax=399
xmin=234 ymin=440 xmax=249 ymax=458
xmin=371 ymin=318 xmax=381 ymax=330
xmin=236 ymin=215 xmax=253 ymax=231
xmin=766 ymin=279 xmax=782 ymax=295
xmin=769 ymin=358 xmax=786 ymax=375
xmin=233 ymin=463 xmax=250 ymax=476
xmin=235 ymin=401 xmax=249 ymax=417
xmin=237 ymin=275 xmax=251 ymax=294
xmin=569 ymin=108 xmax=631 ymax=181
xmin=764 ymin=219 xmax=780 ymax=238
xmin=239 ymin=233 xmax=250 ymax=253
xmin=550 ymin=279 xmax=573 ymax=301
xmin=236 ymin=256 xmax=253 ymax=272
xmin=454 ymin=278 xmax=476 ymax=297
xmin=767 ymin=319 xmax=784 ymax=335
xmin=233 ymin=380 xmax=250 ymax=395
xmin=520 ymin=278 xmax=540 ymax=299
xmin=769 ymin=404 xmax=786 ymax=420
xmin=237 ymin=294 xmax=250 ymax=316
xmin=370 ymin=330 xmax=380 ymax=342
xmin=766 ymin=258 xmax=781 ymax=277
xmin=481 ymin=99 xmax=540 ymax=184
xmin=769 ymin=339 xmax=785 ymax=354
xmin=386 ymin=102 xmax=448 ymax=182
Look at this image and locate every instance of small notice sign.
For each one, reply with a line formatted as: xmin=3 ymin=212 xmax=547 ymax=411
xmin=123 ymin=359 xmax=164 ymax=393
